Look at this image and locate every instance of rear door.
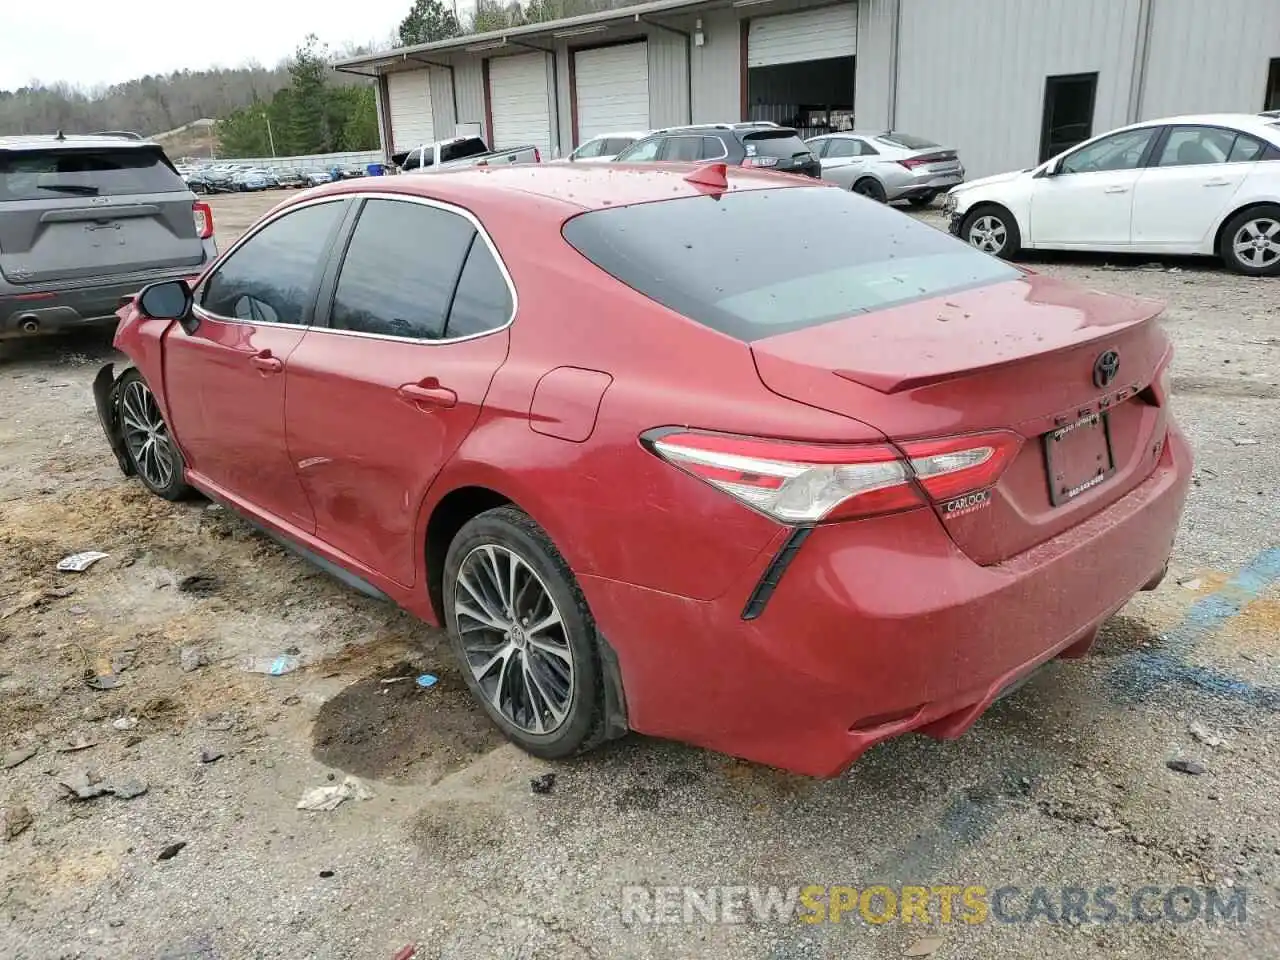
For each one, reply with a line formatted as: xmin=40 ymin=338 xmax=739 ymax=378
xmin=813 ymin=136 xmax=866 ymax=188
xmin=285 ymin=196 xmax=512 ymax=588
xmin=0 ymin=144 xmax=205 ymax=285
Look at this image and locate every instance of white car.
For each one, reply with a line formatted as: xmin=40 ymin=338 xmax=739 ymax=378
xmin=945 ymin=113 xmax=1280 ymax=276
xmin=567 ymin=131 xmax=650 ymax=163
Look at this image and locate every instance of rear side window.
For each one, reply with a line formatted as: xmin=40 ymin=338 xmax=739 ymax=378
xmin=661 ymin=137 xmax=703 ymax=162
xmin=0 ymin=147 xmax=187 ymax=201
xmin=876 ymin=132 xmax=940 ymax=150
xmin=602 ymin=137 xmax=636 ymax=155
xmin=1227 ymin=134 xmax=1267 ymax=163
xmin=445 ymin=239 xmax=513 ymax=338
xmin=562 ymin=187 xmax=1020 ymax=342
xmin=330 ymin=198 xmax=475 ymax=340
xmin=742 ymin=131 xmax=812 ymax=160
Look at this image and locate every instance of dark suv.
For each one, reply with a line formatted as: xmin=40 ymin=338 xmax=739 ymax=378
xmin=1 ymin=134 xmax=217 ymax=340
xmin=613 ymin=122 xmax=821 ymax=177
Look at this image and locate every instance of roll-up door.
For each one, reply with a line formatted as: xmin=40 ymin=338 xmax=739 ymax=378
xmin=387 ymin=69 xmax=434 ymax=152
xmin=574 ymin=42 xmax=650 ymax=142
xmin=488 ymin=53 xmax=552 ymax=154
xmin=747 ymin=7 xmax=858 ymax=68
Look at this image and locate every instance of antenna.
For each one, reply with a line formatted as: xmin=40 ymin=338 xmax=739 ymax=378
xmin=683 ymin=162 xmax=728 ymax=193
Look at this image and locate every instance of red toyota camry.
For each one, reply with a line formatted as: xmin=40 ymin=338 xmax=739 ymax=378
xmin=95 ymin=163 xmax=1191 ymax=777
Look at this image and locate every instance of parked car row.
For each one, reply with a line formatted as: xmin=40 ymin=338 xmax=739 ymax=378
xmin=178 ymin=163 xmax=359 ymax=194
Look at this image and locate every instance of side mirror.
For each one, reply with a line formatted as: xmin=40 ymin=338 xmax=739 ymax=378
xmin=137 ymin=279 xmax=196 ymax=333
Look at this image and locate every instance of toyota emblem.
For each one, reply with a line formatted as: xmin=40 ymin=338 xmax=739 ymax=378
xmin=1093 ymin=350 xmax=1120 ymax=388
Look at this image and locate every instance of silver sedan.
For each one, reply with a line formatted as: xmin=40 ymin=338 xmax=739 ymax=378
xmin=805 ymin=131 xmax=965 ymax=206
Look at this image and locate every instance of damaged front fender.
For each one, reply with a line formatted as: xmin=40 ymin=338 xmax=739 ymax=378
xmin=93 ymin=363 xmax=135 ymax=478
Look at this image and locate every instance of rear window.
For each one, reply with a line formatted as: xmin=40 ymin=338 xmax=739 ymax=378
xmin=742 ymin=131 xmax=812 ymax=159
xmin=0 ymin=147 xmax=187 ymax=201
xmin=562 ymin=187 xmax=1020 ymax=342
xmin=440 ymin=138 xmax=489 ymax=164
xmin=876 ymin=132 xmax=940 ymax=150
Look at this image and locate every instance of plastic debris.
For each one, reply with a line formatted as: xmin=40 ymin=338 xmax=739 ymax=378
xmin=243 ymin=654 xmax=301 ymax=676
xmin=57 ymin=551 xmax=109 ymax=573
xmin=415 ymin=674 xmax=438 ymax=688
xmin=2 ymin=805 xmax=33 ymax=841
xmin=157 ymin=841 xmax=187 ymax=861
xmin=1189 ymin=721 xmax=1227 ymax=748
xmin=1167 ymin=758 xmax=1205 ymax=776
xmin=2 ymin=745 xmax=38 ymax=770
xmin=1231 ymin=438 xmax=1259 ymax=446
xmin=381 ymin=676 xmax=413 ymax=685
xmin=296 ymin=775 xmax=375 ymax=812
xmin=111 ymin=717 xmax=138 ymax=731
xmin=904 ymin=937 xmax=945 ymax=957
xmin=392 ymin=947 xmax=418 ymax=960
xmin=1178 ymin=577 xmax=1202 ymax=591
xmin=530 ymin=773 xmax=557 ymax=795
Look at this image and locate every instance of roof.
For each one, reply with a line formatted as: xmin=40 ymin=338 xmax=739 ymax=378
xmin=0 ymin=133 xmax=158 ymax=151
xmin=333 ymin=0 xmax=718 ymax=73
xmin=1128 ymin=112 xmax=1280 ymax=134
xmin=306 ymin=162 xmax=819 ymax=212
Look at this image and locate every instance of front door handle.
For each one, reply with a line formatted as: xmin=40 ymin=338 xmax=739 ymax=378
xmin=250 ymin=350 xmax=283 ymax=373
xmin=1203 ymin=179 xmax=1231 ymax=187
xmin=398 ymin=381 xmax=457 ymax=408
xmin=1103 ymin=185 xmax=1129 ymax=194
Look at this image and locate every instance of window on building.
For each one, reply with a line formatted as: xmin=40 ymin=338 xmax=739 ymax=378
xmin=1040 ymin=73 xmax=1098 ymax=162
xmin=1267 ymin=58 xmax=1280 ymax=111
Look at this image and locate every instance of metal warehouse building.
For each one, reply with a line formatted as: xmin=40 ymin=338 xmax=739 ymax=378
xmin=336 ymin=0 xmax=1280 ymax=179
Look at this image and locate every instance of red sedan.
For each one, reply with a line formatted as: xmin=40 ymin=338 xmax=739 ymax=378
xmin=95 ymin=163 xmax=1191 ymax=777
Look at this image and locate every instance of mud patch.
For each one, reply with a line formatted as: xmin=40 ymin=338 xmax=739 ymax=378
xmin=409 ymin=797 xmax=505 ymax=861
xmin=1091 ymin=615 xmax=1162 ymax=657
xmin=311 ymin=660 xmax=502 ymax=783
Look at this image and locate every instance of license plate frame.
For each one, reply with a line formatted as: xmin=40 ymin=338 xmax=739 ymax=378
xmin=1043 ymin=412 xmax=1116 ymax=507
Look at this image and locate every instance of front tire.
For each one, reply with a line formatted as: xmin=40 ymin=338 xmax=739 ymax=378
xmin=443 ymin=506 xmax=608 ymax=759
xmin=852 ymin=177 xmax=887 ymax=203
xmin=961 ymin=204 xmax=1022 ymax=259
xmin=116 ymin=369 xmax=194 ymax=501
xmin=907 ymin=192 xmax=937 ymax=208
xmin=1220 ymin=205 xmax=1280 ymax=277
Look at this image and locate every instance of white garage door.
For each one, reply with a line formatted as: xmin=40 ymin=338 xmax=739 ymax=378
xmin=386 ymin=69 xmax=434 ymax=153
xmin=489 ymin=53 xmax=552 ymax=155
xmin=575 ymin=43 xmax=650 ymax=142
xmin=748 ymin=7 xmax=858 ymax=68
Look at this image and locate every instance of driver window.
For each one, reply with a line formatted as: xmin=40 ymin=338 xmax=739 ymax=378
xmin=618 ymin=137 xmax=662 ymax=162
xmin=1059 ymin=128 xmax=1157 ymax=175
xmin=200 ymin=200 xmax=346 ymax=325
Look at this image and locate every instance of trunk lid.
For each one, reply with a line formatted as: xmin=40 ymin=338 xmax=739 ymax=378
xmin=0 ymin=144 xmax=205 ymax=285
xmin=750 ymin=275 xmax=1173 ymax=564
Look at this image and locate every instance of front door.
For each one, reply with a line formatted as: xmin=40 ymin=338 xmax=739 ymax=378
xmin=1132 ymin=125 xmax=1259 ymax=247
xmin=165 ymin=198 xmax=350 ymax=532
xmin=285 ymin=196 xmax=513 ymax=587
xmin=1030 ymin=126 xmax=1158 ymax=248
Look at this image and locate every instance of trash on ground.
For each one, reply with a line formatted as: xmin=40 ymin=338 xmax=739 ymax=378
xmin=381 ymin=676 xmax=413 ymax=685
xmin=1189 ymin=721 xmax=1227 ymax=748
xmin=319 ymin=869 xmax=335 ymax=878
xmin=57 ymin=737 xmax=98 ymax=753
xmin=199 ymin=747 xmax=224 ymax=764
xmin=392 ymin=946 xmax=418 ymax=960
xmin=904 ymin=937 xmax=945 ymax=957
xmin=56 ymin=551 xmax=110 ymax=573
xmin=243 ymin=654 xmax=301 ymax=676
xmin=1167 ymin=758 xmax=1206 ymax=776
xmin=530 ymin=772 xmax=557 ymax=795
xmin=110 ymin=779 xmax=148 ymax=800
xmin=178 ymin=574 xmax=220 ymax=596
xmin=84 ymin=669 xmax=121 ymax=691
xmin=2 ymin=804 xmax=33 ymax=841
xmin=111 ymin=717 xmax=138 ymax=731
xmin=1178 ymin=577 xmax=1202 ymax=591
xmin=179 ymin=647 xmax=209 ymax=673
xmin=296 ymin=775 xmax=375 ymax=812
xmin=1230 ymin=438 xmax=1259 ymax=446
xmin=2 ymin=745 xmax=38 ymax=769
xmin=157 ymin=841 xmax=187 ymax=861
xmin=59 ymin=769 xmax=110 ymax=801
xmin=415 ymin=674 xmax=438 ymax=688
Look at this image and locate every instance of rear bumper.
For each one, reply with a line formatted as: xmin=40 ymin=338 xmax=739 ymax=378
xmin=890 ymin=171 xmax=966 ymax=201
xmin=0 ymin=257 xmax=212 ymax=339
xmin=582 ymin=425 xmax=1191 ymax=777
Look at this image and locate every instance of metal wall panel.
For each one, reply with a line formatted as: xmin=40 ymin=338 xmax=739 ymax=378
xmin=428 ymin=67 xmax=457 ymax=140
xmin=894 ymin=0 xmax=1143 ymax=178
xmin=1140 ymin=0 xmax=1280 ymax=118
xmin=689 ymin=8 xmax=742 ymax=123
xmin=648 ymin=28 xmax=692 ymax=130
xmin=453 ymin=59 xmax=488 ymax=142
xmin=854 ymin=0 xmax=896 ymax=131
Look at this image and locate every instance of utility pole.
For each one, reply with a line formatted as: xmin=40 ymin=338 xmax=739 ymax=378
xmin=265 ymin=114 xmax=277 ymax=157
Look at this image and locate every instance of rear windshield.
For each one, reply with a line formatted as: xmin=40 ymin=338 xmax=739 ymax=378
xmin=440 ymin=138 xmax=489 ymax=164
xmin=561 ymin=187 xmax=1020 ymax=341
xmin=742 ymin=130 xmax=812 ymax=159
xmin=0 ymin=147 xmax=187 ymax=201
xmin=876 ymin=132 xmax=940 ymax=150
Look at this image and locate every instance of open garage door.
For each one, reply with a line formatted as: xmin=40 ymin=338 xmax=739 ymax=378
xmin=746 ymin=7 xmax=856 ymax=138
xmin=489 ymin=53 xmax=553 ymax=155
xmin=387 ymin=69 xmax=434 ymax=153
xmin=574 ymin=42 xmax=650 ymax=143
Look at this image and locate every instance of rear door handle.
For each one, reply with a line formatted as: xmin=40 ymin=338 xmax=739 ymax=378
xmin=250 ymin=350 xmax=283 ymax=373
xmin=1203 ymin=179 xmax=1231 ymax=187
xmin=398 ymin=382 xmax=457 ymax=408
xmin=1103 ymin=186 xmax=1129 ymax=194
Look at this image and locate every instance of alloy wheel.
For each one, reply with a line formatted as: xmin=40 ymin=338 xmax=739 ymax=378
xmin=453 ymin=543 xmax=575 ymax=735
xmin=1232 ymin=217 xmax=1280 ymax=270
xmin=120 ymin=379 xmax=176 ymax=490
xmin=968 ymin=215 xmax=1008 ymax=254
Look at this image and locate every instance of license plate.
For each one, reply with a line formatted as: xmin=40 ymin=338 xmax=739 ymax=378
xmin=1043 ymin=412 xmax=1116 ymax=506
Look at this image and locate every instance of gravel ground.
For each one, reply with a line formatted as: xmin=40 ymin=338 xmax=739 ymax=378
xmin=1 ymin=190 xmax=1277 ymax=960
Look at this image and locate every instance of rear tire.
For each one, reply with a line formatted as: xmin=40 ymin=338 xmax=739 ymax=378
xmin=443 ymin=506 xmax=608 ymax=760
xmin=961 ymin=204 xmax=1022 ymax=259
xmin=907 ymin=192 xmax=937 ymax=208
xmin=116 ymin=369 xmax=194 ymax=501
xmin=1219 ymin=204 xmax=1280 ymax=276
xmin=852 ymin=177 xmax=887 ymax=203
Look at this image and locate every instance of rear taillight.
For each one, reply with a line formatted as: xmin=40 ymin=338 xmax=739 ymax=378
xmin=192 ymin=201 xmax=213 ymax=240
xmin=645 ymin=430 xmax=1021 ymax=523
xmin=533 ymin=147 xmax=542 ymax=163
xmin=743 ymin=156 xmax=780 ymax=168
xmin=898 ymin=157 xmax=929 ymax=170
xmin=899 ymin=152 xmax=952 ymax=170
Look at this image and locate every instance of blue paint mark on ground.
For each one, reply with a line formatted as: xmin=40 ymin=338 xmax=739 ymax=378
xmin=1108 ymin=546 xmax=1280 ymax=709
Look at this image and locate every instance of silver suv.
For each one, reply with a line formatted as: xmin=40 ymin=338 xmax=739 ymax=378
xmin=0 ymin=133 xmax=217 ymax=340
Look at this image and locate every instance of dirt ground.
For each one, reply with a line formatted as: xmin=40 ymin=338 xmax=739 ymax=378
xmin=1 ymin=189 xmax=1278 ymax=960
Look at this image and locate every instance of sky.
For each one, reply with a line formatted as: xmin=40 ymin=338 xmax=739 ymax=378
xmin=0 ymin=0 xmax=476 ymax=91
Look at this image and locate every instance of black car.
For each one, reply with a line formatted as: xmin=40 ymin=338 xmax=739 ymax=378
xmin=613 ymin=122 xmax=821 ymax=178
